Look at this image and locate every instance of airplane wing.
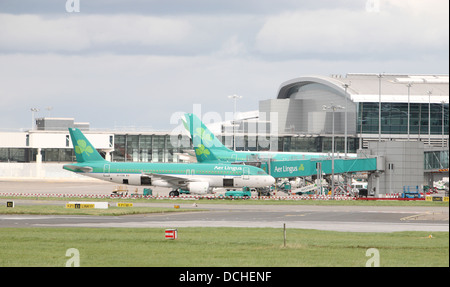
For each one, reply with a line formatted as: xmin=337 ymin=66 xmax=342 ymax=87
xmin=63 ymin=165 xmax=93 ymax=173
xmin=143 ymin=172 xmax=199 ymax=188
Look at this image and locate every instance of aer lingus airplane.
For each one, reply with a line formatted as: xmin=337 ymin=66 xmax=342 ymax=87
xmin=63 ymin=128 xmax=275 ymax=196
xmin=183 ymin=113 xmax=355 ymax=163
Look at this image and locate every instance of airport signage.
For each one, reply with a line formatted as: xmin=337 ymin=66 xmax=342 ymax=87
xmin=66 ymin=203 xmax=95 ymax=209
xmin=426 ymin=196 xmax=449 ymax=202
xmin=165 ymin=229 xmax=178 ymax=240
xmin=6 ymin=201 xmax=14 ymax=208
xmin=67 ymin=201 xmax=109 ymax=209
xmin=117 ymin=203 xmax=133 ymax=207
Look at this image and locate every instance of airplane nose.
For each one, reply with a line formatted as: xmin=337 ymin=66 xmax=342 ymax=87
xmin=268 ymin=176 xmax=275 ymax=186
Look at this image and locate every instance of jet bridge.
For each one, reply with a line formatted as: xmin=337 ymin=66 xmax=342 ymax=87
xmin=262 ymin=157 xmax=378 ymax=178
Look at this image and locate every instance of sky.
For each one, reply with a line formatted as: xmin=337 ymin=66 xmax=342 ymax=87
xmin=0 ymin=0 xmax=448 ymax=131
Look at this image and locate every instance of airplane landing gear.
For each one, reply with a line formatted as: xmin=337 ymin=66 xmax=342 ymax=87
xmin=169 ymin=190 xmax=180 ymax=197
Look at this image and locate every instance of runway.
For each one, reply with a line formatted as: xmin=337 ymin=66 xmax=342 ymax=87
xmin=0 ymin=180 xmax=448 ymax=232
xmin=0 ymin=200 xmax=448 ymax=232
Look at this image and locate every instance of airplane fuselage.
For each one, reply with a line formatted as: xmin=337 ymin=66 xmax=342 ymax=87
xmin=64 ymin=161 xmax=274 ymax=193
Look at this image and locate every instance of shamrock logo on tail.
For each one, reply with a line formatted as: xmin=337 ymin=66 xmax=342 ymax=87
xmin=194 ymin=128 xmax=213 ymax=147
xmin=195 ymin=144 xmax=211 ymax=158
xmin=75 ymin=140 xmax=94 ymax=156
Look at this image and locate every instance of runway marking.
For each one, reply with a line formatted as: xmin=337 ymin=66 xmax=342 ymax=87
xmin=401 ymin=212 xmax=449 ymax=221
xmin=0 ymin=216 xmax=56 ymax=220
xmin=401 ymin=212 xmax=430 ymax=221
xmin=285 ymin=213 xmax=310 ymax=217
xmin=359 ymin=211 xmax=423 ymax=214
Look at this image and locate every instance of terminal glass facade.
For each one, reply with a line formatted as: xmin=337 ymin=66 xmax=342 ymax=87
xmin=278 ymin=136 xmax=358 ymax=153
xmin=36 ymin=149 xmax=74 ymax=162
xmin=358 ymin=102 xmax=449 ymax=135
xmin=112 ymin=134 xmax=190 ymax=162
xmin=0 ymin=148 xmax=30 ymax=162
xmin=0 ymin=148 xmax=74 ymax=162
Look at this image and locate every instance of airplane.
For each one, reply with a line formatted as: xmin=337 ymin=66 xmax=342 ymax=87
xmin=63 ymin=128 xmax=275 ymax=196
xmin=183 ymin=113 xmax=356 ymax=164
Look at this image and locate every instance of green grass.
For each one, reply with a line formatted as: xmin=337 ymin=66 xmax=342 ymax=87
xmin=2 ymin=195 xmax=448 ymax=207
xmin=0 ymin=227 xmax=447 ymax=267
xmin=0 ymin=195 xmax=447 ymax=216
xmin=0 ymin=205 xmax=204 ymax=216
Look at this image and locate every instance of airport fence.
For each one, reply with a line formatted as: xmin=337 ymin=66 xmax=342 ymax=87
xmin=0 ymin=192 xmax=412 ymax=201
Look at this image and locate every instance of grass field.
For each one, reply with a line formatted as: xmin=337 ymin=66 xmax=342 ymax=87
xmin=1 ymin=195 xmax=448 ymax=207
xmin=0 ymin=197 xmax=447 ymax=216
xmin=0 ymin=204 xmax=205 ymax=216
xmin=0 ymin=227 xmax=447 ymax=267
xmin=0 ymin=198 xmax=448 ymax=267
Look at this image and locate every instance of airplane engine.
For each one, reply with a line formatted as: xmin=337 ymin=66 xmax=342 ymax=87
xmin=187 ymin=182 xmax=209 ymax=194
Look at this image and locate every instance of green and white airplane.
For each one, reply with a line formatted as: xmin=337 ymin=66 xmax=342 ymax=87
xmin=63 ymin=128 xmax=275 ymax=196
xmin=183 ymin=113 xmax=354 ymax=163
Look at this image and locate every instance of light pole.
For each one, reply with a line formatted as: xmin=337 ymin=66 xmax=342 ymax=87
xmin=46 ymin=106 xmax=53 ymax=117
xmin=406 ymin=83 xmax=412 ymax=141
xmin=342 ymin=83 xmax=350 ymax=158
xmin=442 ymin=100 xmax=446 ymax=147
xmin=30 ymin=108 xmax=39 ymax=130
xmin=323 ymin=103 xmax=344 ymax=197
xmin=428 ymin=90 xmax=432 ymax=147
xmin=228 ymin=94 xmax=242 ymax=151
xmin=378 ymin=74 xmax=383 ymax=142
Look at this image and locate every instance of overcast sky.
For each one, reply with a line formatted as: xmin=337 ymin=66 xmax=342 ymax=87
xmin=0 ymin=0 xmax=448 ymax=131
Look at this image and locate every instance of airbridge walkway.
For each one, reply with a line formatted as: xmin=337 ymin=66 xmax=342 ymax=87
xmin=424 ymin=148 xmax=449 ymax=173
xmin=261 ymin=149 xmax=449 ymax=179
xmin=261 ymin=157 xmax=378 ymax=178
xmin=259 ymin=143 xmax=449 ymax=196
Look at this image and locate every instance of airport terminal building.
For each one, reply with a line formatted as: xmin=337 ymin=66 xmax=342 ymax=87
xmin=225 ymin=74 xmax=448 ymax=176
xmin=239 ymin=73 xmax=448 ymax=152
xmin=0 ymin=73 xmax=448 ymax=185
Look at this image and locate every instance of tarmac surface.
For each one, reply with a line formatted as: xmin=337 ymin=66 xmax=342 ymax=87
xmin=0 ymin=179 xmax=448 ymax=233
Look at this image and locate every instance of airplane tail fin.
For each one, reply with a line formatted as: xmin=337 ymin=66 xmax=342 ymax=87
xmin=183 ymin=113 xmax=231 ymax=162
xmin=68 ymin=128 xmax=106 ymax=163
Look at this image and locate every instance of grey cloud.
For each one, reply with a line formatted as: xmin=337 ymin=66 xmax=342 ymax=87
xmin=0 ymin=0 xmax=365 ymax=15
xmin=0 ymin=0 xmax=448 ymax=130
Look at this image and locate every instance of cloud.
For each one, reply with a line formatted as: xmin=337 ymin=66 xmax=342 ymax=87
xmin=2 ymin=50 xmax=445 ymax=130
xmin=4 ymin=0 xmax=447 ymax=59
xmin=0 ymin=52 xmax=298 ymax=129
xmin=0 ymin=13 xmax=192 ymax=53
xmin=0 ymin=0 xmax=448 ymax=130
xmin=213 ymin=35 xmax=248 ymax=58
xmin=255 ymin=0 xmax=449 ymax=59
xmin=0 ymin=0 xmax=363 ymax=16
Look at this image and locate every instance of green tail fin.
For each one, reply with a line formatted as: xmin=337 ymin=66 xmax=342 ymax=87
xmin=68 ymin=128 xmax=106 ymax=163
xmin=183 ymin=113 xmax=232 ymax=163
xmin=183 ymin=113 xmax=232 ymax=152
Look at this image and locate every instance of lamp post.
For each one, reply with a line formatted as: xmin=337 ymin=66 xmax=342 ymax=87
xmin=228 ymin=94 xmax=242 ymax=151
xmin=46 ymin=106 xmax=53 ymax=117
xmin=378 ymin=74 xmax=383 ymax=142
xmin=323 ymin=103 xmax=344 ymax=197
xmin=342 ymin=83 xmax=350 ymax=158
xmin=30 ymin=108 xmax=39 ymax=130
xmin=406 ymin=83 xmax=412 ymax=141
xmin=428 ymin=91 xmax=432 ymax=147
xmin=442 ymin=100 xmax=446 ymax=147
